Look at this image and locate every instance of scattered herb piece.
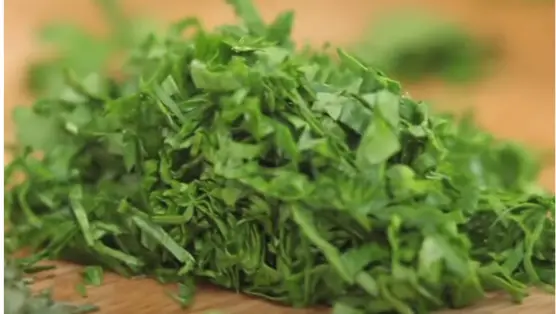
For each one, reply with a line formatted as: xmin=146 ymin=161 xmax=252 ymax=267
xmin=351 ymin=10 xmax=495 ymax=82
xmin=76 ymin=283 xmax=88 ymax=298
xmin=23 ymin=264 xmax=58 ymax=274
xmin=167 ymin=278 xmax=196 ymax=308
xmin=5 ymin=260 xmax=99 ymax=314
xmin=6 ymin=0 xmax=554 ymax=313
xmin=82 ymin=266 xmax=104 ymax=286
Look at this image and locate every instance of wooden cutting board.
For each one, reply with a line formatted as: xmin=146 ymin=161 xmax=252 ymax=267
xmin=30 ymin=261 xmax=555 ymax=314
xmin=5 ymin=0 xmax=555 ymax=313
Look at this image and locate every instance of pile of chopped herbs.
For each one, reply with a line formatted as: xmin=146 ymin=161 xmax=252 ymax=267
xmin=351 ymin=10 xmax=493 ymax=83
xmin=5 ymin=260 xmax=99 ymax=314
xmin=5 ymin=0 xmax=554 ymax=313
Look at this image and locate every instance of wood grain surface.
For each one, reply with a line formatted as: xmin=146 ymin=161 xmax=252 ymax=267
xmin=4 ymin=0 xmax=555 ymax=313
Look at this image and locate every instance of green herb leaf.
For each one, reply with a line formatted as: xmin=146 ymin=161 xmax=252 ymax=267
xmin=83 ymin=266 xmax=104 ymax=286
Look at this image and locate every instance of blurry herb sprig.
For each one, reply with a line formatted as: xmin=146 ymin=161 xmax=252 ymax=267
xmin=6 ymin=0 xmax=554 ymax=313
xmin=352 ymin=10 xmax=495 ymax=83
xmin=26 ymin=0 xmax=157 ymax=97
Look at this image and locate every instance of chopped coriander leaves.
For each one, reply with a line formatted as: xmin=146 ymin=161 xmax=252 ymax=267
xmin=6 ymin=0 xmax=554 ymax=313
